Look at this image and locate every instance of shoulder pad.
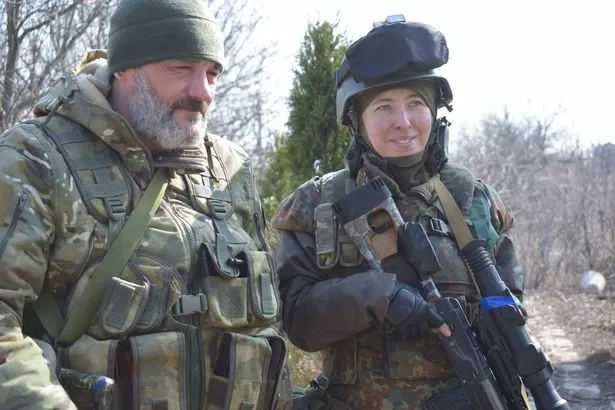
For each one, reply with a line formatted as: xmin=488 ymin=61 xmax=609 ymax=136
xmin=439 ymin=161 xmax=476 ymax=214
xmin=270 ymin=177 xmax=321 ymax=233
xmin=476 ymin=181 xmax=515 ymax=232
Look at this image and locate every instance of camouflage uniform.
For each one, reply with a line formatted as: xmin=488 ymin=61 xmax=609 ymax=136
xmin=0 ymin=52 xmax=292 ymax=409
xmin=271 ymin=155 xmax=524 ymax=409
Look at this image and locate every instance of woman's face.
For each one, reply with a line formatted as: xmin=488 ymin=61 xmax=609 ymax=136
xmin=360 ymin=87 xmax=433 ymax=157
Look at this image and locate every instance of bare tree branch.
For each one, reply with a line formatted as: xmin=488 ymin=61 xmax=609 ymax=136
xmin=451 ymin=110 xmax=615 ymax=290
xmin=205 ymin=0 xmax=280 ymax=160
xmin=1 ymin=0 xmax=115 ymax=129
xmin=1 ymin=0 xmax=278 ymax=164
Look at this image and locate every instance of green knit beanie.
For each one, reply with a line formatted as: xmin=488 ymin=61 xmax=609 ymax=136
xmin=107 ymin=0 xmax=225 ymax=74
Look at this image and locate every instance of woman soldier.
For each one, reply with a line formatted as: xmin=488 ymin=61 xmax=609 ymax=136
xmin=272 ymin=16 xmax=524 ymax=409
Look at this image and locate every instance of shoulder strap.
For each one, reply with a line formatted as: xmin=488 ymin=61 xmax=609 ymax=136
xmin=314 ymin=169 xmax=357 ymax=269
xmin=432 ymin=174 xmax=474 ymax=249
xmin=319 ymin=168 xmax=356 ymax=204
xmin=432 ymin=174 xmax=481 ymax=295
xmin=26 ymin=116 xmax=131 ymax=240
xmin=34 ymin=168 xmax=170 ymax=345
xmin=433 ymin=174 xmax=531 ymax=407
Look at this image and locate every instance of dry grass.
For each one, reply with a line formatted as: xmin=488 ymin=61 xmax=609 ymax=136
xmin=287 ymin=343 xmax=323 ymax=387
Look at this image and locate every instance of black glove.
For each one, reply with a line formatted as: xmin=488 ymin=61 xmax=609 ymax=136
xmin=385 ymin=282 xmax=445 ymax=340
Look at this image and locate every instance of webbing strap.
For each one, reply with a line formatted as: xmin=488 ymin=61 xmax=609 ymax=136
xmin=432 ymin=175 xmax=481 ymax=295
xmin=34 ymin=168 xmax=170 ymax=345
xmin=32 ymin=285 xmax=65 ymax=339
xmin=432 ymin=175 xmax=473 ymax=248
xmin=433 ymin=174 xmax=531 ymax=407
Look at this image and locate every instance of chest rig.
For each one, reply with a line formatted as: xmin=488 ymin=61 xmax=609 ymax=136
xmin=27 ymin=115 xmax=278 ymax=338
xmin=314 ymin=167 xmax=500 ymax=277
xmin=314 ymin=168 xmax=503 ymax=386
xmin=31 ymin=114 xmax=241 ymax=243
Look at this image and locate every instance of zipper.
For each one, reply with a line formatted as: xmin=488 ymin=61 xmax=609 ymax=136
xmin=164 ymin=198 xmax=203 ymax=409
xmin=163 ymin=199 xmax=198 ymax=282
xmin=253 ymin=212 xmax=271 ymax=253
xmin=186 ymin=326 xmax=203 ymax=410
xmin=0 ymin=191 xmax=28 ymax=261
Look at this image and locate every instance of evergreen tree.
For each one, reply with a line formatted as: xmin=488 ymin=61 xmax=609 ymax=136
xmin=260 ymin=133 xmax=294 ymax=221
xmin=260 ymin=19 xmax=349 ymax=220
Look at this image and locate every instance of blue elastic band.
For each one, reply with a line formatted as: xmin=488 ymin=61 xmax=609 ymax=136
xmin=93 ymin=376 xmax=114 ymax=392
xmin=480 ymin=295 xmax=523 ymax=311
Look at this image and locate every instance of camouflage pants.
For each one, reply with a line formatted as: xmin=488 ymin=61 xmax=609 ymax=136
xmin=326 ymin=377 xmax=457 ymax=410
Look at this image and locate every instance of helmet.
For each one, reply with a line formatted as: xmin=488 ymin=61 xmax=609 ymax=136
xmin=335 ymin=16 xmax=453 ymax=126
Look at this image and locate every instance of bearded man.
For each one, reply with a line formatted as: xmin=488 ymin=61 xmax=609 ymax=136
xmin=0 ymin=0 xmax=292 ymax=409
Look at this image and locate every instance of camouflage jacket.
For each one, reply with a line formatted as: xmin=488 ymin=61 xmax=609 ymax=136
xmin=0 ymin=52 xmax=292 ymax=410
xmin=271 ymin=158 xmax=524 ymax=409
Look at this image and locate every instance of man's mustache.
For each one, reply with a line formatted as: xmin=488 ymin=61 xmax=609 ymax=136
xmin=171 ymin=97 xmax=208 ymax=116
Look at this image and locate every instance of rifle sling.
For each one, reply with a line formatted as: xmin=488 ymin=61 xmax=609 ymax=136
xmin=433 ymin=174 xmax=532 ymax=407
xmin=33 ymin=168 xmax=170 ymax=345
xmin=432 ymin=174 xmax=481 ymax=296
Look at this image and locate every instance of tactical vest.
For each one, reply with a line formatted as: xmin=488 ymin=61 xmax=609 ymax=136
xmin=312 ymin=167 xmax=499 ymax=388
xmin=23 ymin=115 xmax=292 ymax=410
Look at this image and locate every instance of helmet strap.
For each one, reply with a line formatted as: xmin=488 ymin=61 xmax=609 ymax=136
xmin=425 ymin=117 xmax=450 ymax=174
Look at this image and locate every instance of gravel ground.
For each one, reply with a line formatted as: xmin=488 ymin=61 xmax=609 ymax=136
xmin=525 ymin=289 xmax=615 ymax=409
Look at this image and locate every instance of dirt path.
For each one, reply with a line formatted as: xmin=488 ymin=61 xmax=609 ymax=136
xmin=525 ymin=290 xmax=615 ymax=409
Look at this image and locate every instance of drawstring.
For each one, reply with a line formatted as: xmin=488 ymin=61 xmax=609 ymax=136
xmin=42 ymin=95 xmax=68 ymax=125
xmin=42 ymin=77 xmax=78 ymax=125
xmin=204 ymin=133 xmax=220 ymax=183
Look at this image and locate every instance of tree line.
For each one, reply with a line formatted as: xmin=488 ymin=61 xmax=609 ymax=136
xmin=1 ymin=3 xmax=612 ymax=292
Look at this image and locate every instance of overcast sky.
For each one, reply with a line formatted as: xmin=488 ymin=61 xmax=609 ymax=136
xmin=254 ymin=0 xmax=615 ymax=149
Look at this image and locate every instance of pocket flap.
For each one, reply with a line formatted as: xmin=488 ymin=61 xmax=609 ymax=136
xmin=242 ymin=250 xmax=278 ymax=321
xmin=97 ymin=277 xmax=149 ymax=337
xmin=315 ymin=203 xmax=340 ymax=269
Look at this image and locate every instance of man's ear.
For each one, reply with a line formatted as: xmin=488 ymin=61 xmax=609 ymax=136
xmin=114 ymin=70 xmax=128 ymax=81
xmin=112 ymin=68 xmax=137 ymax=90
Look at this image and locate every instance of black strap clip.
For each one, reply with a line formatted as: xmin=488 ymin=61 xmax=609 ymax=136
xmin=428 ymin=217 xmax=453 ymax=237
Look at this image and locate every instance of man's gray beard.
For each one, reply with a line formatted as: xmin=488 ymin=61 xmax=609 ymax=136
xmin=128 ymin=69 xmax=207 ymax=151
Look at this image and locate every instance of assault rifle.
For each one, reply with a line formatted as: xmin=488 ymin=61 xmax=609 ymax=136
xmin=331 ymin=177 xmax=568 ymax=410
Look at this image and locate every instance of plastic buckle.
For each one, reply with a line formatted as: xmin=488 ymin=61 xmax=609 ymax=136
xmin=172 ymin=293 xmax=208 ymax=316
xmin=207 ymin=198 xmax=230 ymax=220
xmin=311 ymin=374 xmax=330 ymax=392
xmin=105 ymin=197 xmax=125 ymax=220
xmin=429 ymin=217 xmax=452 ymax=236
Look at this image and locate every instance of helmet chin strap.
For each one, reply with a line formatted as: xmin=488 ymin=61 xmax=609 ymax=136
xmin=424 ymin=117 xmax=450 ymax=174
xmin=343 ymin=107 xmax=370 ymax=179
